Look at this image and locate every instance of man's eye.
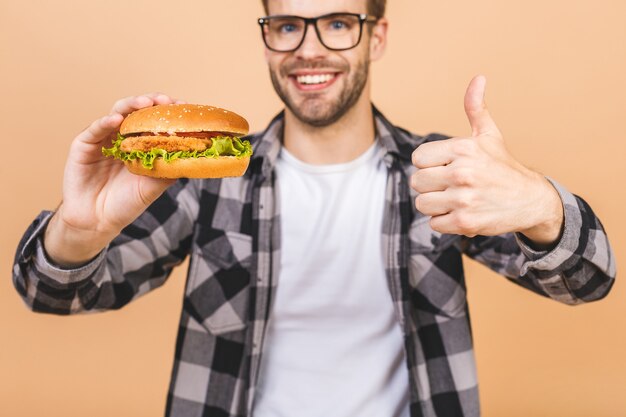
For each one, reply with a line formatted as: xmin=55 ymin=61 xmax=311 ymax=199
xmin=280 ymin=23 xmax=298 ymax=33
xmin=330 ymin=20 xmax=347 ymax=30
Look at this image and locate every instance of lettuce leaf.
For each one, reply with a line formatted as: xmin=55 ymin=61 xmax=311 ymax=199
xmin=102 ymin=133 xmax=253 ymax=169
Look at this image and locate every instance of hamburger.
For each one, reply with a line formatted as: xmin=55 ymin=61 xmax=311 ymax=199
xmin=102 ymin=104 xmax=252 ymax=178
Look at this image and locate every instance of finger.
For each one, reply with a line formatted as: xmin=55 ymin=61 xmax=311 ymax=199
xmin=152 ymin=93 xmax=178 ymax=105
xmin=429 ymin=212 xmax=478 ymax=237
xmin=110 ymin=95 xmax=153 ymax=116
xmin=109 ymin=93 xmax=176 ymax=116
xmin=464 ymin=75 xmax=499 ymax=137
xmin=412 ymin=140 xmax=455 ymax=169
xmin=137 ymin=177 xmax=177 ymax=207
xmin=429 ymin=213 xmax=459 ymax=235
xmin=140 ymin=92 xmax=178 ymax=106
xmin=410 ymin=165 xmax=450 ymax=193
xmin=415 ymin=190 xmax=453 ymax=217
xmin=75 ymin=113 xmax=124 ymax=145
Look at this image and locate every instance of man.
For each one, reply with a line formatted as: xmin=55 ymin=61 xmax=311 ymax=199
xmin=12 ymin=0 xmax=615 ymax=416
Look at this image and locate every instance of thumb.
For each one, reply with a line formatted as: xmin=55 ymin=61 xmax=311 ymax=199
xmin=464 ymin=75 xmax=499 ymax=137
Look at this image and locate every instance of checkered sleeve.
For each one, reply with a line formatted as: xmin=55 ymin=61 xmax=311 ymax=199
xmin=12 ymin=179 xmax=199 ymax=314
xmin=461 ymin=177 xmax=616 ymax=305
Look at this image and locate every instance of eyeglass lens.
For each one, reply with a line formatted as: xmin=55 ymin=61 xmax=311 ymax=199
xmin=262 ymin=14 xmax=363 ymax=51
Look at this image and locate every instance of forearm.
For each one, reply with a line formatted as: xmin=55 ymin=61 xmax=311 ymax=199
xmin=514 ymin=181 xmax=616 ymax=304
xmin=463 ymin=178 xmax=616 ymax=304
xmin=13 ymin=180 xmax=198 ymax=314
xmin=13 ymin=211 xmax=107 ymax=314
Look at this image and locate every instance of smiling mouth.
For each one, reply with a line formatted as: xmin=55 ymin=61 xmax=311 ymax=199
xmin=291 ymin=72 xmax=340 ymax=90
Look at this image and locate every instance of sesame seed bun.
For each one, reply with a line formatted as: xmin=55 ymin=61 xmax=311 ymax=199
xmin=120 ymin=104 xmax=249 ymax=136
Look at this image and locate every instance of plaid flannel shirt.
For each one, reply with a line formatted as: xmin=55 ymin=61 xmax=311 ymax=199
xmin=13 ymin=107 xmax=616 ymax=417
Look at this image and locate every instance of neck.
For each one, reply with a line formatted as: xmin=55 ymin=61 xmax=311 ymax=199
xmin=283 ymin=85 xmax=375 ymax=165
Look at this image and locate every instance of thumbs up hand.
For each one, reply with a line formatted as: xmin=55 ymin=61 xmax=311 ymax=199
xmin=410 ymin=75 xmax=564 ymax=247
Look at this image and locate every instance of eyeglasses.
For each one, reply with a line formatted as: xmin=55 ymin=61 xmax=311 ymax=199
xmin=258 ymin=13 xmax=379 ymax=53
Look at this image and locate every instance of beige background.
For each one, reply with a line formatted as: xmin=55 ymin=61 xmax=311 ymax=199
xmin=1 ymin=0 xmax=624 ymax=416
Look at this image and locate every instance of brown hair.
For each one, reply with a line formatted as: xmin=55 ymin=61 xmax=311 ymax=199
xmin=261 ymin=0 xmax=387 ymax=18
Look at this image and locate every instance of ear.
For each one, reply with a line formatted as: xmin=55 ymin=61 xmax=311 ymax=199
xmin=369 ymin=17 xmax=388 ymax=62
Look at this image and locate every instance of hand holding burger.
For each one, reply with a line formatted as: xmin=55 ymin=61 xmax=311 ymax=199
xmin=43 ymin=93 xmax=251 ymax=268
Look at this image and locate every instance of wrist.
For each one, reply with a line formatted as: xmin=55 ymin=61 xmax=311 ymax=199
xmin=43 ymin=210 xmax=116 ymax=268
xmin=518 ymin=175 xmax=565 ymax=249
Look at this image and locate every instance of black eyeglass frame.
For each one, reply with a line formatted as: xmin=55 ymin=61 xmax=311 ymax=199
xmin=257 ymin=12 xmax=379 ymax=52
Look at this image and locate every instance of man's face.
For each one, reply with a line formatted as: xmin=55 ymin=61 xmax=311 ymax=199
xmin=264 ymin=0 xmax=377 ymax=127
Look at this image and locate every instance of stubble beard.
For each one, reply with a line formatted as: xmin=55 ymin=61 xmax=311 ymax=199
xmin=269 ymin=54 xmax=370 ymax=128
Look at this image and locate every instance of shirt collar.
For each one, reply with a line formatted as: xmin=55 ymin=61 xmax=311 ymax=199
xmin=247 ymin=105 xmax=421 ymax=180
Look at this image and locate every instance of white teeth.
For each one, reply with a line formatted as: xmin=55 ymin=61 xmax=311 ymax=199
xmin=296 ymin=74 xmax=334 ymax=85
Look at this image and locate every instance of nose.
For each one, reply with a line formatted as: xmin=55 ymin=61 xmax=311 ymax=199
xmin=294 ymin=23 xmax=327 ymax=59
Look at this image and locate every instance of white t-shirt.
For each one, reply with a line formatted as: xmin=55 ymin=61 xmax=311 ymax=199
xmin=253 ymin=142 xmax=410 ymax=417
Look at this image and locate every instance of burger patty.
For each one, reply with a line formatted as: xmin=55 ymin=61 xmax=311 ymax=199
xmin=120 ymin=136 xmax=213 ymax=153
